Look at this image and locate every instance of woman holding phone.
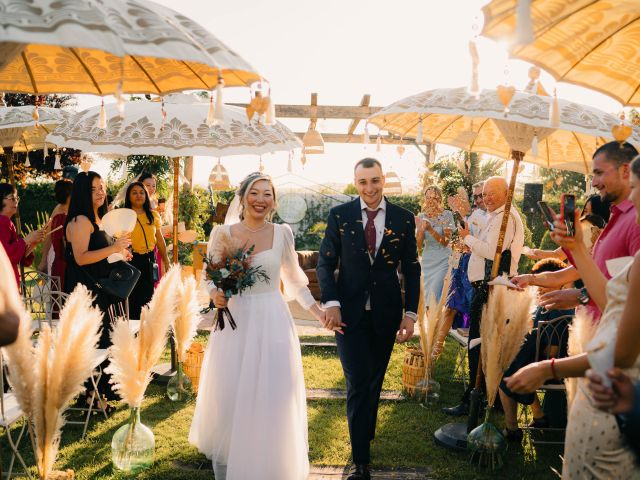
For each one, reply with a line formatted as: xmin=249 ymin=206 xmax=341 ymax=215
xmin=505 ymin=156 xmax=640 ymax=478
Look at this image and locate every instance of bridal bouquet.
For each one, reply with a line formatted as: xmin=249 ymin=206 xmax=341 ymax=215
xmin=206 ymin=233 xmax=270 ymax=331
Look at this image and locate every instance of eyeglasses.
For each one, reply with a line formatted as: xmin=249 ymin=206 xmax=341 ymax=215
xmin=4 ymin=195 xmax=19 ymax=202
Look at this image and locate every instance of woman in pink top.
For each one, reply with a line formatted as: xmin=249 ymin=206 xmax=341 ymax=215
xmin=0 ymin=183 xmax=45 ymax=287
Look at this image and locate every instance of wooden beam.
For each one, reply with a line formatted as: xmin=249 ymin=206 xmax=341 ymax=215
xmin=347 ymin=94 xmax=371 ymax=138
xmin=227 ymin=103 xmax=382 ymax=120
xmin=294 ymin=132 xmax=417 ymax=145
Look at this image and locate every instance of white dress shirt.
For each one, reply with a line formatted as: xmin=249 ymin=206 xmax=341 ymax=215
xmin=464 ymin=205 xmax=524 ymax=282
xmin=323 ymin=197 xmax=416 ymax=320
xmin=467 ymin=208 xmax=488 ymax=237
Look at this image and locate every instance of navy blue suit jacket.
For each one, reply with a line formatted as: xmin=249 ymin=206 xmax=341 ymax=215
xmin=316 ymin=198 xmax=420 ymax=334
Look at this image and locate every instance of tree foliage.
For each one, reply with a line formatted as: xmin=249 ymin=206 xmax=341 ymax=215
xmin=427 ymin=151 xmax=502 ymax=197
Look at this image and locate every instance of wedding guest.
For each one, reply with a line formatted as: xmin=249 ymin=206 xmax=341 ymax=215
xmin=587 ymin=369 xmax=640 ymax=462
xmin=512 ymin=142 xmax=640 ymax=320
xmin=138 ymin=172 xmax=158 ymax=209
xmin=0 ymin=245 xmax=20 ymax=347
xmin=499 ymin=258 xmax=574 ymax=441
xmin=442 ymin=176 xmax=524 ymax=416
xmin=416 ymin=185 xmax=455 ymax=303
xmin=505 ymin=154 xmax=640 ymax=478
xmin=124 ymin=182 xmax=169 ymax=320
xmin=38 ymin=179 xmax=73 ymax=288
xmin=65 ymin=172 xmax=132 ymax=408
xmin=0 ymin=183 xmax=44 ymax=287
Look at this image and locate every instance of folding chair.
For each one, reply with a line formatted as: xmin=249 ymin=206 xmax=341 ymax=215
xmin=447 ymin=328 xmax=469 ymax=389
xmin=0 ymin=352 xmax=33 ymax=479
xmin=521 ymin=314 xmax=573 ymax=446
xmin=23 ymin=291 xmax=69 ymax=332
xmin=20 ymin=271 xmax=60 ymax=300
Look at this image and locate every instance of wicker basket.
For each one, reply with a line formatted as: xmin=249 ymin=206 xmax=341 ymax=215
xmin=47 ymin=470 xmax=75 ymax=479
xmin=184 ymin=342 xmax=205 ymax=393
xmin=402 ymin=347 xmax=427 ymax=397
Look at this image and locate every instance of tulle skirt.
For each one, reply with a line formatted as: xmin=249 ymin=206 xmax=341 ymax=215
xmin=188 ymin=290 xmax=309 ymax=480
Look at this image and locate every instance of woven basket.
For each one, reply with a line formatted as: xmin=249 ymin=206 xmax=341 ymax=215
xmin=402 ymin=347 xmax=427 ymax=397
xmin=47 ymin=470 xmax=75 ymax=479
xmin=184 ymin=342 xmax=205 ymax=393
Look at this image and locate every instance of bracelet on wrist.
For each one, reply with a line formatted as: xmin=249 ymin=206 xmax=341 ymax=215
xmin=549 ymin=358 xmax=558 ymax=380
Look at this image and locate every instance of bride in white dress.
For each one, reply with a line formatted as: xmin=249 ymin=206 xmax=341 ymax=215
xmin=189 ymin=172 xmax=326 ymax=480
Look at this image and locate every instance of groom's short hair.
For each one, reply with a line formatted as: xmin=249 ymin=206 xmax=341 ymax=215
xmin=354 ymin=157 xmax=383 ymax=173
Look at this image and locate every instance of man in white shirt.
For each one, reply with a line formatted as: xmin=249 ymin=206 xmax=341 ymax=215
xmin=442 ymin=176 xmax=524 ymax=416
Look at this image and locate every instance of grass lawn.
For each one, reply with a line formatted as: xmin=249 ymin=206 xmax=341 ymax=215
xmin=1 ymin=333 xmax=562 ymax=479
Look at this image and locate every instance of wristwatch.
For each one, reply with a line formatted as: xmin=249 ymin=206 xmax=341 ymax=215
xmin=577 ymin=287 xmax=590 ymax=305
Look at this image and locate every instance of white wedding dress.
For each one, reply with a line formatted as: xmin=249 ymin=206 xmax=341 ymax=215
xmin=189 ymin=223 xmax=316 ymax=480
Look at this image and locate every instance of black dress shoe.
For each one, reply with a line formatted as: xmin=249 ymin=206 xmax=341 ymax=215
xmin=347 ymin=463 xmax=371 ymax=480
xmin=441 ymin=403 xmax=469 ymax=416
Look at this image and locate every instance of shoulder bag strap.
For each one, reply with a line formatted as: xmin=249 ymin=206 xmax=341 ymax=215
xmin=137 ymin=217 xmax=151 ymax=253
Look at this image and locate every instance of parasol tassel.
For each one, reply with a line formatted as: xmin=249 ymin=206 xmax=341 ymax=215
xmin=54 ymin=153 xmax=62 ymax=170
xmin=516 ymin=0 xmax=534 ymax=46
xmin=25 ymin=156 xmax=31 ymax=167
xmin=264 ymin=95 xmax=276 ymax=125
xmin=364 ymin=123 xmax=370 ymax=146
xmin=206 ymin=93 xmax=215 ymax=127
xmin=43 ymin=142 xmax=48 ymax=161
xmin=160 ymin=97 xmax=167 ymax=131
xmin=531 ymin=133 xmax=538 ymax=156
xmin=32 ymin=104 xmax=39 ymax=126
xmin=116 ymin=80 xmax=125 ymax=118
xmin=213 ymin=74 xmax=225 ymax=124
xmin=416 ymin=120 xmax=424 ymax=143
xmin=468 ymin=40 xmax=480 ymax=96
xmin=549 ymin=89 xmax=560 ymax=128
xmin=98 ymin=99 xmax=106 ymax=129
xmin=376 ymin=134 xmax=382 ymax=152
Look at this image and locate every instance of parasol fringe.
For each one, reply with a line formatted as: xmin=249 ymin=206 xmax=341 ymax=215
xmin=98 ymin=98 xmax=106 ymax=129
xmin=549 ymin=90 xmax=560 ymax=128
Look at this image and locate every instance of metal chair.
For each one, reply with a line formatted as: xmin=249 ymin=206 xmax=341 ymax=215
xmin=521 ymin=314 xmax=573 ymax=446
xmin=23 ymin=291 xmax=69 ymax=332
xmin=20 ymin=271 xmax=60 ymax=300
xmin=0 ymin=352 xmax=33 ymax=479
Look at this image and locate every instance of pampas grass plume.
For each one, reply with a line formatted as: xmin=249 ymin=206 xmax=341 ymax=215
xmin=174 ymin=276 xmax=202 ymax=363
xmin=566 ymin=307 xmax=597 ymax=408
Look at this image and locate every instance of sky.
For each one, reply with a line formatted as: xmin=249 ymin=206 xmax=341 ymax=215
xmin=79 ymin=0 xmax=623 ymax=191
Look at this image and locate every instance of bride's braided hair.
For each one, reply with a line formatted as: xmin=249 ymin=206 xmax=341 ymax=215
xmin=236 ymin=172 xmax=277 ymax=221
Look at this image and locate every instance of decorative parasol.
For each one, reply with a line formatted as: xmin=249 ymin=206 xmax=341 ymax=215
xmin=369 ymin=85 xmax=638 ymax=451
xmin=0 ymin=0 xmax=261 ymax=95
xmin=48 ymin=94 xmax=302 ymax=263
xmin=0 ymin=105 xmax=72 ymax=231
xmin=481 ymin=0 xmax=640 ymax=106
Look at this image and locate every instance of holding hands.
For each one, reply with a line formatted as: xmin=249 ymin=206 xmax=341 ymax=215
xmin=321 ymin=306 xmax=346 ymax=334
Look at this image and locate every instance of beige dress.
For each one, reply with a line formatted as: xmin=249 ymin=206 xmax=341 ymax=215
xmin=563 ymin=261 xmax=640 ymax=479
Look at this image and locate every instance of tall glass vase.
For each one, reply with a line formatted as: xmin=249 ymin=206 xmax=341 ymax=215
xmin=167 ymin=361 xmax=193 ymax=401
xmin=111 ymin=407 xmax=155 ymax=472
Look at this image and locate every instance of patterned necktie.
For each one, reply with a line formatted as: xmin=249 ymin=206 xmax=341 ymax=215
xmin=365 ymin=209 xmax=379 ymax=257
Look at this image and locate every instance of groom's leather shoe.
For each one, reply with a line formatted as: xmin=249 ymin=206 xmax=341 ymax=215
xmin=347 ymin=463 xmax=371 ymax=480
xmin=441 ymin=403 xmax=469 ymax=416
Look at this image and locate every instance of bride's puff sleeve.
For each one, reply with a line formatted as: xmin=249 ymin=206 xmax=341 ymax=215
xmin=202 ymin=225 xmax=221 ymax=299
xmin=280 ymin=224 xmax=316 ymax=310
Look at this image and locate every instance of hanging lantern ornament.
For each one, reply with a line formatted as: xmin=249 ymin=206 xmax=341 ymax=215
xmin=54 ymin=152 xmax=62 ymax=170
xmin=416 ymin=119 xmax=424 ymax=143
xmin=516 ymin=0 xmax=534 ymax=46
xmin=25 ymin=156 xmax=31 ymax=167
xmin=549 ymin=89 xmax=560 ymax=128
xmin=214 ymin=72 xmax=225 ymax=124
xmin=612 ymin=112 xmax=632 ymax=146
xmin=497 ymin=85 xmax=515 ymax=116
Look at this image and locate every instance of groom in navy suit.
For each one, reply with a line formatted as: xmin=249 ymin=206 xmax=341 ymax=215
xmin=317 ymin=158 xmax=421 ymax=480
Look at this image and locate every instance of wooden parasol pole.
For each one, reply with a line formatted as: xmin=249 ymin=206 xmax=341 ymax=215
xmin=172 ymin=156 xmax=180 ymax=264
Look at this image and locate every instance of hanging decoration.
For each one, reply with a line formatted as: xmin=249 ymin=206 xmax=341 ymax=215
xmin=397 ymin=143 xmax=405 ymax=158
xmin=25 ymin=155 xmax=30 ymax=167
xmin=32 ymin=104 xmax=39 ymax=126
xmin=468 ymin=40 xmax=480 ymax=96
xmin=43 ymin=142 xmax=48 ymax=161
xmin=206 ymin=93 xmax=215 ymax=127
xmin=516 ymin=0 xmax=534 ymax=46
xmin=376 ymin=133 xmax=382 ymax=152
xmin=363 ymin=123 xmax=370 ymax=146
xmin=496 ymin=85 xmax=515 ymax=115
xmin=160 ymin=97 xmax=167 ymax=131
xmin=287 ymin=151 xmax=293 ymax=173
xmin=54 ymin=152 xmax=62 ymax=170
xmin=531 ymin=133 xmax=538 ymax=156
xmin=98 ymin=98 xmax=107 ymax=129
xmin=213 ymin=72 xmax=225 ymax=124
xmin=549 ymin=89 xmax=560 ymax=128
xmin=246 ymin=80 xmax=274 ymax=123
xmin=612 ymin=112 xmax=632 ymax=146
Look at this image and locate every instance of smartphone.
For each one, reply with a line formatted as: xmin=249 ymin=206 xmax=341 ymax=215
xmin=561 ymin=193 xmax=576 ymax=236
xmin=537 ymin=201 xmax=556 ymax=231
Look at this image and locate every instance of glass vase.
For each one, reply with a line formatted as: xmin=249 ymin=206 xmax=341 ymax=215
xmin=467 ymin=408 xmax=507 ymax=470
xmin=111 ymin=407 xmax=155 ymax=472
xmin=167 ymin=362 xmax=193 ymax=401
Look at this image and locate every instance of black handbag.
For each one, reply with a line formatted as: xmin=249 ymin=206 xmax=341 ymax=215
xmin=84 ymin=260 xmax=141 ymax=300
xmin=137 ymin=218 xmax=160 ymax=282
